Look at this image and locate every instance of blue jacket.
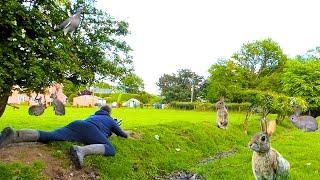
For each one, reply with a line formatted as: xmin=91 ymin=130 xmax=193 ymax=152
xmin=85 ymin=109 xmax=128 ymax=138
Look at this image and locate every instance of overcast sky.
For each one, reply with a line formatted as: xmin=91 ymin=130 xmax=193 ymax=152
xmin=96 ymin=0 xmax=320 ymax=94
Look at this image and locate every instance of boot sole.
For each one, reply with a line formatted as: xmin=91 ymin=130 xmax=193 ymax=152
xmin=70 ymin=145 xmax=83 ymax=169
xmin=0 ymin=127 xmax=14 ymax=148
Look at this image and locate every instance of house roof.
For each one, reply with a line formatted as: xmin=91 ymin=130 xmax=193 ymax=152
xmin=92 ymin=88 xmax=113 ymax=94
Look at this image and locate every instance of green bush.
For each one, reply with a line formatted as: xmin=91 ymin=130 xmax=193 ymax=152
xmin=241 ymin=89 xmax=307 ymax=122
xmin=68 ymin=93 xmax=77 ymax=104
xmin=137 ymin=92 xmax=161 ymax=104
xmin=94 ymin=92 xmax=161 ymax=105
xmin=225 ymin=102 xmax=251 ymax=111
xmin=169 ymin=102 xmax=197 ymax=110
xmin=194 ymin=102 xmax=214 ymax=111
xmin=168 ymin=102 xmax=250 ymax=111
xmin=94 ymin=93 xmax=109 ymax=98
xmin=104 ymin=97 xmax=112 ymax=103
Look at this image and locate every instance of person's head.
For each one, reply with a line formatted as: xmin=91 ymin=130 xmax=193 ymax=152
xmin=100 ymin=105 xmax=112 ymax=114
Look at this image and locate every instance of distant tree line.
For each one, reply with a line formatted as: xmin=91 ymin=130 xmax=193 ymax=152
xmin=157 ymin=38 xmax=320 ymax=117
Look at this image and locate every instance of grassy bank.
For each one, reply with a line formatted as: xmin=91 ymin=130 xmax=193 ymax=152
xmin=0 ymin=106 xmax=319 ymax=179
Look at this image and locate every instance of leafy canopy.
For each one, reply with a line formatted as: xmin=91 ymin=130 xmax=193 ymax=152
xmin=0 ymin=0 xmax=132 ymax=117
xmin=281 ymin=59 xmax=320 ymax=110
xmin=232 ymin=38 xmax=287 ymax=76
xmin=206 ymin=39 xmax=288 ymax=102
xmin=119 ymin=73 xmax=144 ymax=93
xmin=157 ymin=69 xmax=204 ymax=103
xmin=207 ymin=60 xmax=251 ymax=103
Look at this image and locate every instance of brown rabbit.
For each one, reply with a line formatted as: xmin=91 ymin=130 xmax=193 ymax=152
xmin=28 ymin=97 xmax=46 ymax=116
xmin=248 ymin=117 xmax=290 ymax=179
xmin=50 ymin=93 xmax=65 ymax=116
xmin=216 ymin=96 xmax=228 ymax=129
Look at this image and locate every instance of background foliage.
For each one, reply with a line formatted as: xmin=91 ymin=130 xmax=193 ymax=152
xmin=157 ymin=69 xmax=204 ymax=103
xmin=0 ymin=0 xmax=132 ymax=117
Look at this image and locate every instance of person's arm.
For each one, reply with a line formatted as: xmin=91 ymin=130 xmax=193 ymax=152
xmin=112 ymin=122 xmax=128 ymax=138
xmin=113 ymin=118 xmax=123 ymax=126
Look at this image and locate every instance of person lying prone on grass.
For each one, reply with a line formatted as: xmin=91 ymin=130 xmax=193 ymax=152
xmin=0 ymin=105 xmax=133 ymax=168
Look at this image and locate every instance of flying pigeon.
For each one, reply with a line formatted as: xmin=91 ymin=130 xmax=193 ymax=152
xmin=54 ymin=6 xmax=84 ymax=36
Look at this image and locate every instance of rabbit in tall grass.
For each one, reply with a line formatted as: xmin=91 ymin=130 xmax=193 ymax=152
xmin=289 ymin=108 xmax=318 ymax=132
xmin=248 ymin=117 xmax=290 ymax=179
xmin=50 ymin=93 xmax=65 ymax=116
xmin=216 ymin=96 xmax=228 ymax=129
xmin=28 ymin=97 xmax=46 ymax=116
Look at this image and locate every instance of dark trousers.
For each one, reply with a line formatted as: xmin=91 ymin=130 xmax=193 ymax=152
xmin=38 ymin=120 xmax=115 ymax=156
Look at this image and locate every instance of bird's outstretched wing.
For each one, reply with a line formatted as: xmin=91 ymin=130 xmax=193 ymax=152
xmin=54 ymin=17 xmax=71 ymax=31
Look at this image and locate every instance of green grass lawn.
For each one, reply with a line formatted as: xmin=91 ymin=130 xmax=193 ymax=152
xmin=0 ymin=106 xmax=320 ymax=179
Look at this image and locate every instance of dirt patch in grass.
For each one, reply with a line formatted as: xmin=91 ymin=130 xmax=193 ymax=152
xmin=155 ymin=171 xmax=203 ymax=180
xmin=0 ymin=142 xmax=99 ymax=179
xmin=197 ymin=148 xmax=238 ymax=166
xmin=130 ymin=131 xmax=142 ymax=140
xmin=202 ymin=120 xmax=213 ymax=127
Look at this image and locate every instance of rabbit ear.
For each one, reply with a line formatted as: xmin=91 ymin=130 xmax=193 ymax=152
xmin=220 ymin=96 xmax=224 ymax=101
xmin=260 ymin=117 xmax=267 ymax=134
xmin=294 ymin=107 xmax=301 ymax=116
xmin=266 ymin=120 xmax=276 ymax=136
xmin=35 ymin=93 xmax=39 ymax=100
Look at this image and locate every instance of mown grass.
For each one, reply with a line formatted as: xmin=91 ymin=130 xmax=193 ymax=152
xmin=0 ymin=161 xmax=45 ymax=179
xmin=0 ymin=106 xmax=320 ymax=179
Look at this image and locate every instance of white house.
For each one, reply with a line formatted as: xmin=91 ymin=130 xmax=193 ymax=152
xmin=73 ymin=95 xmax=106 ymax=107
xmin=111 ymin=102 xmax=118 ymax=108
xmin=122 ymin=98 xmax=140 ymax=108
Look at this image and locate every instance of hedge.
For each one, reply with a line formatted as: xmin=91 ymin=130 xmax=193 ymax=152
xmin=168 ymin=101 xmax=251 ymax=111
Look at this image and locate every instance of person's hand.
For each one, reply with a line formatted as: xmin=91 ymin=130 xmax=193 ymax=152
xmin=124 ymin=130 xmax=140 ymax=140
xmin=124 ymin=130 xmax=132 ymax=137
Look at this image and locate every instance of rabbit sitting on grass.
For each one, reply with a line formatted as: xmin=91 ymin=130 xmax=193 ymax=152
xmin=216 ymin=96 xmax=228 ymax=129
xmin=28 ymin=97 xmax=46 ymax=116
xmin=289 ymin=108 xmax=318 ymax=132
xmin=50 ymin=93 xmax=65 ymax=116
xmin=248 ymin=118 xmax=290 ymax=180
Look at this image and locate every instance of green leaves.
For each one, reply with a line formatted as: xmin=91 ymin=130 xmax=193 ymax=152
xmin=157 ymin=69 xmax=204 ymax=103
xmin=119 ymin=74 xmax=144 ymax=94
xmin=0 ymin=0 xmax=132 ymax=93
xmin=281 ymin=60 xmax=320 ymax=109
xmin=207 ymin=60 xmax=251 ymax=103
xmin=232 ymin=38 xmax=287 ymax=75
xmin=242 ymin=89 xmax=307 ymax=118
xmin=206 ymin=39 xmax=320 ymax=117
xmin=207 ymin=39 xmax=289 ymax=103
xmin=0 ymin=0 xmax=133 ymax=117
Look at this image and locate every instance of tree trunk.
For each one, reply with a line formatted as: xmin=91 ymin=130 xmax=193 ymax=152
xmin=0 ymin=92 xmax=10 ymax=118
xmin=243 ymin=111 xmax=251 ymax=134
xmin=276 ymin=114 xmax=285 ymax=125
xmin=243 ymin=107 xmax=254 ymax=134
